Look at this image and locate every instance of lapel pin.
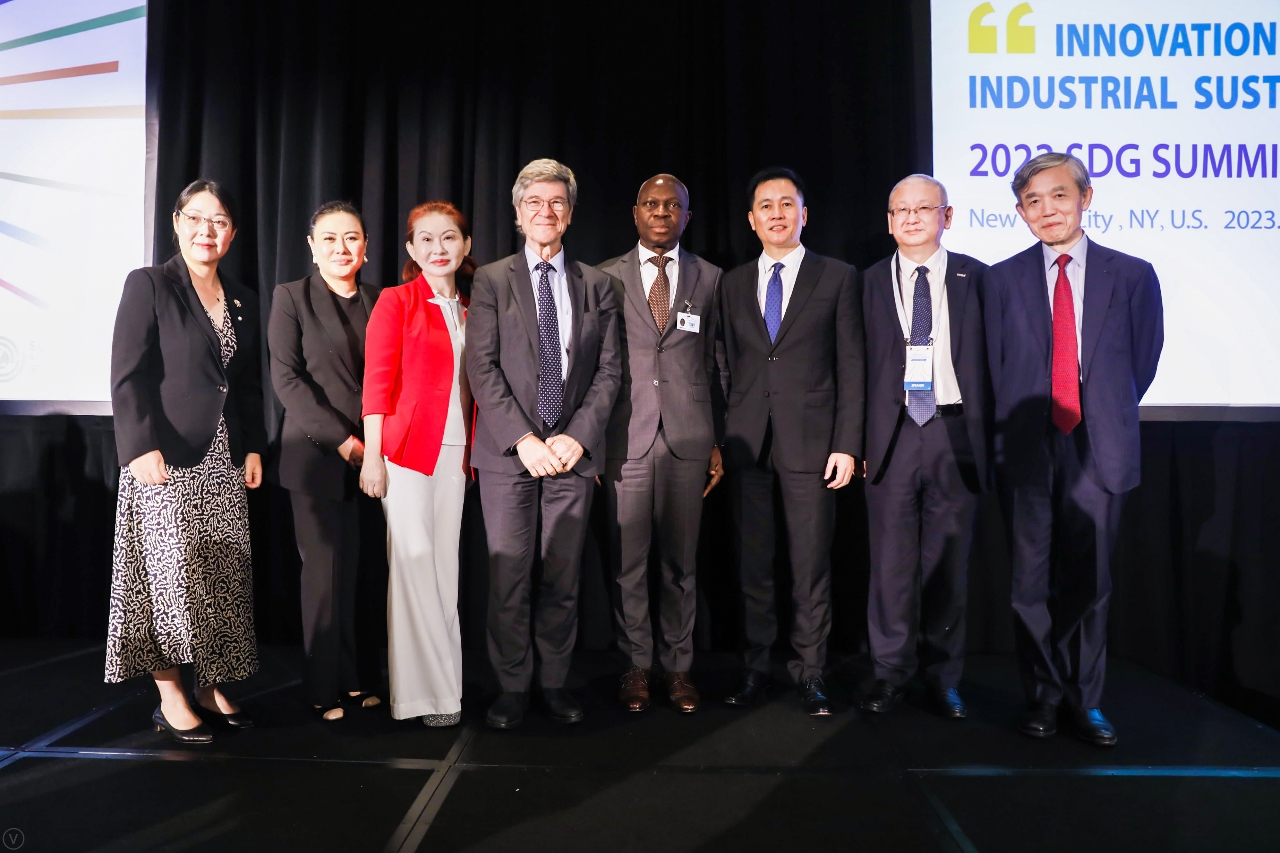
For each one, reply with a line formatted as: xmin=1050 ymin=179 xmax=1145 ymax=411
xmin=233 ymin=299 xmax=242 ymax=307
xmin=956 ymin=273 xmax=966 ymax=278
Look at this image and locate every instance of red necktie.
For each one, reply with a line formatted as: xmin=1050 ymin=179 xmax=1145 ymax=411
xmin=1051 ymin=254 xmax=1081 ymax=434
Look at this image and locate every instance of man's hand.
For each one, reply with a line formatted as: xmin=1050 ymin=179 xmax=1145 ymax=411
xmin=545 ymin=434 xmax=585 ymax=472
xmin=338 ymin=435 xmax=365 ymax=468
xmin=128 ymin=449 xmax=168 ymax=486
xmin=244 ymin=453 xmax=264 ymax=489
xmin=517 ymin=435 xmax=567 ymax=478
xmin=824 ymin=452 xmax=857 ymax=489
xmin=703 ymin=446 xmax=725 ymax=497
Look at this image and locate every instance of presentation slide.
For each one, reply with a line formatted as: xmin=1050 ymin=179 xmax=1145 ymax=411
xmin=932 ymin=0 xmax=1279 ymax=410
xmin=0 ymin=1 xmax=147 ymax=409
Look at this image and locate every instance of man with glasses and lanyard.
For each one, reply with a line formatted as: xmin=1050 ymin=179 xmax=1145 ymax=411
xmin=860 ymin=174 xmax=991 ymax=720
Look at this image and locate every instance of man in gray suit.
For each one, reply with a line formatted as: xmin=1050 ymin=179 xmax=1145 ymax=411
xmin=598 ymin=175 xmax=725 ymax=714
xmin=468 ymin=158 xmax=621 ymax=730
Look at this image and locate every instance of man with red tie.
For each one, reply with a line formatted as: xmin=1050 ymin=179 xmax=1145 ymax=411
xmin=986 ymin=153 xmax=1163 ymax=747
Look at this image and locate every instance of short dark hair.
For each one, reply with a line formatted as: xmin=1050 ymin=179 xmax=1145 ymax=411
xmin=173 ymin=178 xmax=237 ymax=226
xmin=309 ymin=200 xmax=366 ymax=237
xmin=746 ymin=167 xmax=806 ymax=209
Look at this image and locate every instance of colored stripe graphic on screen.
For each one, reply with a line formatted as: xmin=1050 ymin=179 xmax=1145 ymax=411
xmin=0 ymin=6 xmax=146 ymax=54
xmin=0 ymin=105 xmax=143 ymax=119
xmin=0 ymin=277 xmax=50 ymax=310
xmin=0 ymin=171 xmax=130 ymax=196
xmin=0 ymin=61 xmax=119 ymax=87
xmin=0 ymin=219 xmax=52 ymax=250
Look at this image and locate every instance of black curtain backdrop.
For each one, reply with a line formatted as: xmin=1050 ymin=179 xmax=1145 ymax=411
xmin=1 ymin=0 xmax=1277 ymax=722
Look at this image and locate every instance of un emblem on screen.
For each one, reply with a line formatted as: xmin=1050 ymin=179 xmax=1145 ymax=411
xmin=0 ymin=337 xmax=23 ymax=383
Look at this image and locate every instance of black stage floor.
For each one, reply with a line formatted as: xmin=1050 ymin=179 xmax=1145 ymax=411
xmin=2 ymin=642 xmax=1279 ymax=852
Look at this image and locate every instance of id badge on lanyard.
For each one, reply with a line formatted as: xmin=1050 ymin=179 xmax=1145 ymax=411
xmin=895 ymin=253 xmax=934 ymax=391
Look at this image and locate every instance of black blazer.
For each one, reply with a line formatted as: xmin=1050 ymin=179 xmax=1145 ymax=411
xmin=716 ymin=250 xmax=864 ymax=474
xmin=862 ymin=250 xmax=991 ymax=489
xmin=111 ymin=254 xmax=267 ymax=468
xmin=268 ymin=275 xmax=381 ymax=500
xmin=466 ymin=251 xmax=621 ymax=478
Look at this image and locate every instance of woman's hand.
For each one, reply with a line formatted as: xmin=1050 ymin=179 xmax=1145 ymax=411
xmin=128 ymin=450 xmax=168 ymax=485
xmin=360 ymin=454 xmax=388 ymax=498
xmin=244 ymin=453 xmax=263 ymax=489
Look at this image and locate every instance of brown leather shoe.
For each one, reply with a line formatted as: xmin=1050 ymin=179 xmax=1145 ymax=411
xmin=619 ymin=666 xmax=651 ymax=712
xmin=665 ymin=671 xmax=700 ymax=713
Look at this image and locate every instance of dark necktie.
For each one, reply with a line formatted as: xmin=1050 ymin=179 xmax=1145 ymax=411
xmin=907 ymin=264 xmax=936 ymax=426
xmin=647 ymin=255 xmax=671 ymax=331
xmin=1051 ymin=254 xmax=1081 ymax=434
xmin=764 ymin=262 xmax=783 ymax=343
xmin=534 ymin=261 xmax=563 ymax=427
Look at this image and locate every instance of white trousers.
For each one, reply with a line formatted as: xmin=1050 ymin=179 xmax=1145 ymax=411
xmin=382 ymin=450 xmax=466 ymax=719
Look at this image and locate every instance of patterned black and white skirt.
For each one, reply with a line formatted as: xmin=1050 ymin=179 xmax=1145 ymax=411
xmin=105 ymin=417 xmax=259 ymax=686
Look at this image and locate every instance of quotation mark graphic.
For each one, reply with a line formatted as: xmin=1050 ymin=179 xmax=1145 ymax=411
xmin=2 ymin=828 xmax=23 ymax=850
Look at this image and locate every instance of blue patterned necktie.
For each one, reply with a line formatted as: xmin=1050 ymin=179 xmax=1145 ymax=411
xmin=907 ymin=264 xmax=936 ymax=426
xmin=534 ymin=261 xmax=563 ymax=427
xmin=764 ymin=262 xmax=783 ymax=343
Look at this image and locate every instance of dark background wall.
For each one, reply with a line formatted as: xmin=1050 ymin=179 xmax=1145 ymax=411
xmin=1 ymin=0 xmax=1277 ymax=723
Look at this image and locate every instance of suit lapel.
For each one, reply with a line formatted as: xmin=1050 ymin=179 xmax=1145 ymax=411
xmin=1080 ymin=240 xmax=1114 ymax=380
xmin=617 ymin=249 xmax=656 ymax=333
xmin=308 ymin=274 xmax=361 ymax=386
xmin=944 ymin=253 xmax=970 ymax=366
xmin=163 ymin=254 xmax=223 ymax=370
xmin=1021 ymin=246 xmax=1052 ymax=360
xmin=510 ymin=254 xmax=541 ymax=357
xmin=662 ymin=251 xmax=700 ymax=339
xmin=770 ymin=252 xmax=822 ymax=349
xmin=565 ymin=256 xmax=586 ymax=378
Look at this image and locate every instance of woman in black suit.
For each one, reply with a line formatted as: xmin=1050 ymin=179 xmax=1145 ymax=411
xmin=107 ymin=179 xmax=266 ymax=743
xmin=268 ymin=201 xmax=382 ymax=720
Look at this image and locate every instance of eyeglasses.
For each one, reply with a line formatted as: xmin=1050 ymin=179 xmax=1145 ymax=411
xmin=178 ymin=210 xmax=232 ymax=232
xmin=521 ymin=198 xmax=569 ymax=213
xmin=889 ymin=204 xmax=945 ymax=220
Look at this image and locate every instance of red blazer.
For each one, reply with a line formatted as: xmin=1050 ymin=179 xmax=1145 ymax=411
xmin=362 ymin=275 xmax=469 ymax=476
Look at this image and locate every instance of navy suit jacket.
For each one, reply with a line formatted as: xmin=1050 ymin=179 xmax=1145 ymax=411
xmin=862 ymin=250 xmax=991 ymax=489
xmin=984 ymin=239 xmax=1163 ymax=494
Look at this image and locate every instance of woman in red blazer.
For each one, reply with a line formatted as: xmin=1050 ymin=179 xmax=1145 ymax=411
xmin=360 ymin=201 xmax=476 ymax=726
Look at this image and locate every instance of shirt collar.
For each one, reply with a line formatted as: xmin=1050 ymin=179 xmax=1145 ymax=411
xmin=897 ymin=244 xmax=947 ymax=280
xmin=1042 ymin=232 xmax=1088 ymax=272
xmin=525 ymin=244 xmax=566 ymax=277
xmin=758 ymin=244 xmax=806 ymax=275
xmin=637 ymin=242 xmax=680 ymax=267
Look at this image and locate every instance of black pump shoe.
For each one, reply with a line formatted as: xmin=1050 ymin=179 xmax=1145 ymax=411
xmin=152 ymin=705 xmax=213 ymax=744
xmin=193 ymin=698 xmax=254 ymax=729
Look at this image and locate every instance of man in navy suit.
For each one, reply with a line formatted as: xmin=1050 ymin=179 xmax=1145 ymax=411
xmin=860 ymin=175 xmax=990 ymax=720
xmin=986 ymin=153 xmax=1163 ymax=746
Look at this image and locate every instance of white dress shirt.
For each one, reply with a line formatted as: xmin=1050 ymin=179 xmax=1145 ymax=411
xmin=524 ymin=245 xmax=573 ymax=381
xmin=430 ymin=292 xmax=470 ymax=445
xmin=637 ymin=242 xmax=680 ymax=307
xmin=890 ymin=245 xmax=962 ymax=406
xmin=1041 ymin=232 xmax=1087 ymax=372
xmin=755 ymin=244 xmax=806 ymax=320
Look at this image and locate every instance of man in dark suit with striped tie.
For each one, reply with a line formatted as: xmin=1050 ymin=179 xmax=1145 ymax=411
xmin=860 ymin=175 xmax=990 ymax=720
xmin=986 ymin=152 xmax=1163 ymax=746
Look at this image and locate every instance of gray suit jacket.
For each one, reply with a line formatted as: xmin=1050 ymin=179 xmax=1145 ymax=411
xmin=598 ymin=247 xmax=724 ymax=461
xmin=467 ymin=250 xmax=621 ymax=478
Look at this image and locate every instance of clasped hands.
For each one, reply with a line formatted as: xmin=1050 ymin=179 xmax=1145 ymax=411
xmin=517 ymin=433 xmax=583 ymax=478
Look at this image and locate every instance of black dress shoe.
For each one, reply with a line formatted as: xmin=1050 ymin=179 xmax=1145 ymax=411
xmin=799 ymin=676 xmax=833 ymax=716
xmin=1071 ymin=708 xmax=1118 ymax=747
xmin=1018 ymin=702 xmax=1059 ymax=738
xmin=860 ymin=679 xmax=905 ymax=714
xmin=542 ymin=689 xmax=584 ymax=724
xmin=724 ymin=670 xmax=770 ymax=706
xmin=932 ymin=687 xmax=967 ymax=720
xmin=194 ymin=700 xmax=254 ymax=729
xmin=152 ymin=705 xmax=213 ymax=744
xmin=486 ymin=692 xmax=528 ymax=730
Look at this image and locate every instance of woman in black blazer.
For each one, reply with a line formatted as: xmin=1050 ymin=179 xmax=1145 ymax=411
xmin=106 ymin=179 xmax=266 ymax=744
xmin=268 ymin=201 xmax=382 ymax=720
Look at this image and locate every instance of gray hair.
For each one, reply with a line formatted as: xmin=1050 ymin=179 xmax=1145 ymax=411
xmin=887 ymin=173 xmax=949 ymax=210
xmin=512 ymin=158 xmax=578 ymax=212
xmin=1011 ymin=152 xmax=1090 ymax=201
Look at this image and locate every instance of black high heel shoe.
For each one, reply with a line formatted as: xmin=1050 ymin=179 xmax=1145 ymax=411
xmin=152 ymin=704 xmax=213 ymax=744
xmin=193 ymin=695 xmax=255 ymax=729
